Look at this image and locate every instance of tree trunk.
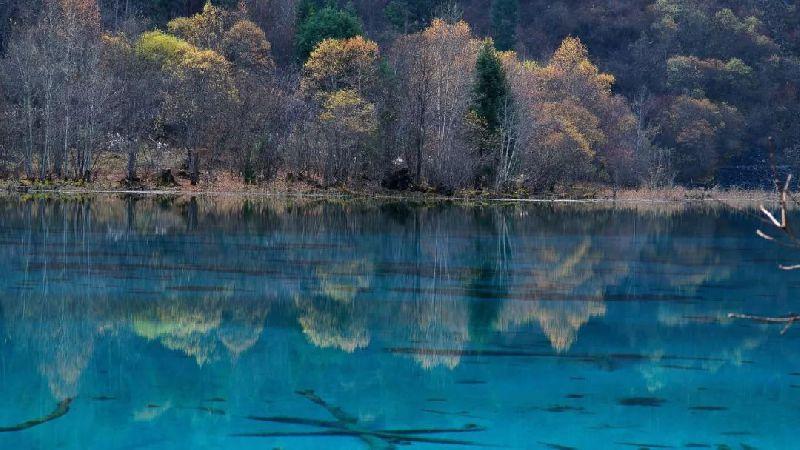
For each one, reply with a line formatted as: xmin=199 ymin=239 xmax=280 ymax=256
xmin=24 ymin=89 xmax=34 ymax=179
xmin=189 ymin=151 xmax=199 ymax=186
xmin=126 ymin=146 xmax=137 ymax=183
xmin=415 ymin=123 xmax=423 ymax=185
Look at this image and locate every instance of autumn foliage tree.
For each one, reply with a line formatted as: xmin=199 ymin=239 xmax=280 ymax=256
xmin=301 ymin=36 xmax=379 ymax=95
xmin=300 ymin=36 xmax=380 ymax=185
xmin=659 ymin=95 xmax=743 ymax=184
xmin=1 ymin=0 xmax=796 ymax=192
xmin=137 ymin=19 xmax=240 ymax=185
xmin=389 ymin=19 xmax=478 ymax=191
xmin=1 ymin=0 xmax=108 ymax=180
xmin=141 ymin=3 xmax=280 ymax=184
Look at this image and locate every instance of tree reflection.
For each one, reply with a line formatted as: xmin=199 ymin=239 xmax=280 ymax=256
xmin=403 ymin=298 xmax=470 ymax=369
xmin=132 ymin=293 xmax=269 ymax=365
xmin=296 ymin=294 xmax=370 ymax=353
xmin=490 ymin=206 xmax=637 ymax=352
xmin=6 ymin=297 xmax=100 ymax=400
xmin=0 ymin=194 xmax=760 ymax=394
xmin=218 ymin=300 xmax=271 ymax=359
xmin=132 ymin=298 xmax=224 ymax=365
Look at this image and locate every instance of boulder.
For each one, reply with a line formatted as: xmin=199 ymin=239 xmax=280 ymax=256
xmin=382 ymin=157 xmax=412 ymax=191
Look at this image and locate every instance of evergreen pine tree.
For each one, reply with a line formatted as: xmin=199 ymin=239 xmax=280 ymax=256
xmin=295 ymin=4 xmax=363 ymax=60
xmin=473 ymin=39 xmax=509 ymax=132
xmin=471 ymin=39 xmax=511 ymax=187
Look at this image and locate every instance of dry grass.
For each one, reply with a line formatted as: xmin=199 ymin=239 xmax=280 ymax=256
xmin=0 ymin=158 xmax=781 ymax=208
xmin=599 ymin=186 xmax=776 ymax=205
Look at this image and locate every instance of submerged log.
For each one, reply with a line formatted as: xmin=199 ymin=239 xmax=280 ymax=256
xmin=237 ymin=390 xmax=487 ymax=448
xmin=234 ymin=429 xmax=482 ymax=446
xmin=0 ymin=398 xmax=73 ymax=432
xmin=728 ymin=312 xmax=800 ymax=334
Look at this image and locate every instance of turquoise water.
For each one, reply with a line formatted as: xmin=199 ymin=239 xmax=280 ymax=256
xmin=0 ymin=195 xmax=797 ymax=449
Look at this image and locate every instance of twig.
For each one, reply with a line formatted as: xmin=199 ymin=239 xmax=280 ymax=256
xmin=730 ymin=137 xmax=800 ymax=336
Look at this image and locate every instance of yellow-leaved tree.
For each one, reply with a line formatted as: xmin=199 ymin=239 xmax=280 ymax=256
xmin=167 ymin=2 xmax=232 ymax=51
xmin=509 ymin=37 xmax=638 ymax=191
xmin=299 ymin=36 xmax=381 ymax=185
xmin=136 ymin=30 xmax=239 ymax=185
xmin=301 ymin=36 xmax=380 ymax=95
xmin=136 ymin=2 xmax=279 ymax=185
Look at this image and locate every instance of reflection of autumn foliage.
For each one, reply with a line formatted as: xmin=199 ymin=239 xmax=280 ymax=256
xmin=218 ymin=301 xmax=270 ymax=359
xmin=296 ymin=295 xmax=369 ymax=353
xmin=39 ymin=329 xmax=94 ymax=399
xmin=316 ymin=260 xmax=373 ymax=304
xmin=493 ymin=236 xmax=628 ymax=352
xmin=39 ymin=321 xmax=96 ymax=400
xmin=2 ymin=297 xmax=101 ymax=400
xmin=132 ymin=296 xmax=268 ymax=365
xmin=655 ymin=254 xmax=732 ymax=329
xmin=405 ymin=298 xmax=470 ymax=369
xmin=133 ymin=299 xmax=223 ymax=365
xmin=0 ymin=196 xmax=762 ymax=389
xmin=650 ymin=215 xmax=733 ymax=329
xmin=496 ymin=300 xmax=606 ymax=353
xmin=395 ymin=231 xmax=474 ymax=370
xmin=296 ymin=259 xmax=373 ymax=352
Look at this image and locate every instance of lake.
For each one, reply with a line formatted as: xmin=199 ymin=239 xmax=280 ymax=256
xmin=0 ymin=195 xmax=797 ymax=449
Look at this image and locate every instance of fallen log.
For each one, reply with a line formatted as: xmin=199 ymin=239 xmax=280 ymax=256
xmin=0 ymin=398 xmax=73 ymax=432
xmin=728 ymin=313 xmax=800 ymax=334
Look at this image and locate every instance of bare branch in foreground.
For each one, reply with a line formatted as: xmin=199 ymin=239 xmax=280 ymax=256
xmin=728 ymin=137 xmax=800 ymax=335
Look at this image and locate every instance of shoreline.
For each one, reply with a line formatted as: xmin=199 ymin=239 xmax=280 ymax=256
xmin=3 ymin=182 xmax=780 ymax=206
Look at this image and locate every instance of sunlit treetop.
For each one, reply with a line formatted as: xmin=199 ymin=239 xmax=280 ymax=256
xmin=421 ymin=18 xmax=474 ymax=45
xmin=221 ymin=20 xmax=274 ymax=72
xmin=179 ymin=47 xmax=232 ymax=76
xmin=167 ymin=2 xmax=234 ymax=50
xmin=536 ymin=36 xmax=615 ymax=107
xmin=165 ymin=2 xmax=274 ymax=72
xmin=666 ymin=55 xmax=755 ymax=98
xmin=302 ymin=36 xmax=380 ymax=95
xmin=134 ymin=29 xmax=236 ymax=96
xmin=135 ymin=30 xmax=197 ymax=67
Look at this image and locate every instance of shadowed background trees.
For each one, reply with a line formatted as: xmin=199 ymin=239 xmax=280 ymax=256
xmin=0 ymin=0 xmax=798 ymax=192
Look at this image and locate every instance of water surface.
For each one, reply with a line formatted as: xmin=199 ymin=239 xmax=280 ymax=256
xmin=0 ymin=195 xmax=797 ymax=449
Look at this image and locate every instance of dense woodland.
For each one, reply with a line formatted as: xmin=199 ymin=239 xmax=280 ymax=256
xmin=0 ymin=0 xmax=798 ymax=192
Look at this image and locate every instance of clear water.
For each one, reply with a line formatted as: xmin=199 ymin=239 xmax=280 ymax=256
xmin=0 ymin=195 xmax=797 ymax=449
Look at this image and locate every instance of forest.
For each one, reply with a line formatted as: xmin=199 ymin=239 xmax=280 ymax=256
xmin=0 ymin=0 xmax=798 ymax=193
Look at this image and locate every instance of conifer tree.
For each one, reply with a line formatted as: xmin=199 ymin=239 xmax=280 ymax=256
xmin=472 ymin=39 xmax=508 ymax=133
xmin=470 ymin=39 xmax=510 ymax=187
xmin=295 ymin=4 xmax=363 ymax=60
